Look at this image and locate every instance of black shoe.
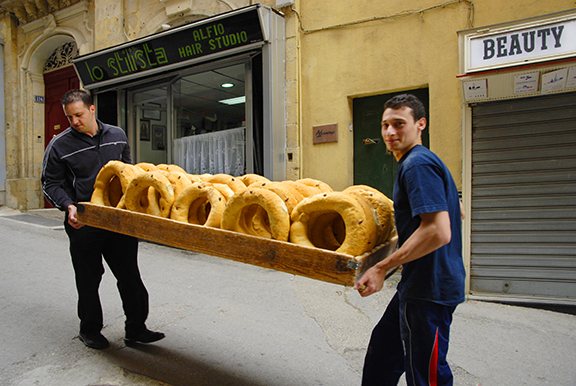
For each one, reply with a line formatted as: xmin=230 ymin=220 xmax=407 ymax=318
xmin=79 ymin=332 xmax=110 ymax=349
xmin=124 ymin=328 xmax=165 ymax=345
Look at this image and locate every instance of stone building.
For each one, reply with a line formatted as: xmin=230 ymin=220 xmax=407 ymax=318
xmin=1 ymin=0 xmax=574 ymax=304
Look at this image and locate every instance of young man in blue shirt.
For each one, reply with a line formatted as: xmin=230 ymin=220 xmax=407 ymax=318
xmin=355 ymin=94 xmax=466 ymax=385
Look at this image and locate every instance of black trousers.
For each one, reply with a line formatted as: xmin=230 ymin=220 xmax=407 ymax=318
xmin=65 ymin=222 xmax=149 ymax=335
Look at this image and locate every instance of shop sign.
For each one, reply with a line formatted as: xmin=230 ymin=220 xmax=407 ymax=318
xmin=74 ymin=6 xmax=264 ymax=87
xmin=313 ymin=123 xmax=338 ymax=144
xmin=464 ymin=14 xmax=576 ymax=73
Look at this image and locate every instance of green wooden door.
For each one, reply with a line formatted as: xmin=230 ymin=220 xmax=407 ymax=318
xmin=353 ymin=89 xmax=429 ymax=199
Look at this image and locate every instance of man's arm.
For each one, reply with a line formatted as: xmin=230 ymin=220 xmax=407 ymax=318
xmin=42 ymin=143 xmax=83 ymax=229
xmin=354 ymin=210 xmax=451 ymax=297
xmin=42 ymin=147 xmax=75 ymax=211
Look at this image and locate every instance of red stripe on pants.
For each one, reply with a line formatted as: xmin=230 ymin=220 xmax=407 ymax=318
xmin=429 ymin=329 xmax=439 ymax=386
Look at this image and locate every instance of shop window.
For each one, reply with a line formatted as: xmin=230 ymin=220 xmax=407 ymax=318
xmin=173 ymin=63 xmax=246 ymax=138
xmin=171 ymin=63 xmax=247 ymax=176
xmin=108 ymin=55 xmax=266 ymax=176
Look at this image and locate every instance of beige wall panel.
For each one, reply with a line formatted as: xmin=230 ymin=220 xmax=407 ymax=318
xmin=297 ymin=1 xmax=470 ymax=191
xmin=471 ymin=0 xmax=575 ymax=27
xmin=294 ymin=0 xmax=575 ymax=192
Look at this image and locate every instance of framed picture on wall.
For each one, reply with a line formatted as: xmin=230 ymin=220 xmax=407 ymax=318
xmin=152 ymin=125 xmax=166 ymax=150
xmin=140 ymin=120 xmax=150 ymax=141
xmin=143 ymin=109 xmax=161 ymax=120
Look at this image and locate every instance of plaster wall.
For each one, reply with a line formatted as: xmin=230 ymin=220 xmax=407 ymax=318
xmin=287 ymin=0 xmax=575 ymax=192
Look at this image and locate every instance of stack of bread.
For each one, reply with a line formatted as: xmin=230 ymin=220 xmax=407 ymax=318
xmin=90 ymin=161 xmax=396 ymax=256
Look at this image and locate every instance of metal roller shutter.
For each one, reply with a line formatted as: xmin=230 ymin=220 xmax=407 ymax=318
xmin=470 ymin=92 xmax=576 ymax=305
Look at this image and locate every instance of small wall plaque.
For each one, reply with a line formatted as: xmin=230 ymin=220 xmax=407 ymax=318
xmin=542 ymin=68 xmax=568 ymax=94
xmin=34 ymin=96 xmax=45 ymax=103
xmin=514 ymin=72 xmax=539 ymax=94
xmin=313 ymin=123 xmax=338 ymax=144
xmin=463 ymin=79 xmax=488 ymax=100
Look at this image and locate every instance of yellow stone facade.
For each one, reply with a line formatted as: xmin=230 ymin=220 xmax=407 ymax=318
xmin=0 ymin=0 xmax=574 ymax=210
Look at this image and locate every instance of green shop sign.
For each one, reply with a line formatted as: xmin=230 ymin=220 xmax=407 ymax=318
xmin=74 ymin=6 xmax=265 ymax=87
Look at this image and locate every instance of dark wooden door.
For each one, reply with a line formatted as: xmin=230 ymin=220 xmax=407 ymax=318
xmin=44 ymin=66 xmax=79 ymax=148
xmin=43 ymin=66 xmax=80 ymax=207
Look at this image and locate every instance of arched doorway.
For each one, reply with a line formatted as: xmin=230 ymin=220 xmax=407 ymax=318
xmin=43 ymin=41 xmax=80 ymax=207
xmin=43 ymin=41 xmax=80 ymax=148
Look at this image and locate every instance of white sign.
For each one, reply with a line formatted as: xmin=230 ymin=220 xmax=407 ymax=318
xmin=463 ymin=79 xmax=488 ymax=100
xmin=542 ymin=68 xmax=568 ymax=94
xmin=514 ymin=72 xmax=539 ymax=94
xmin=566 ymin=67 xmax=576 ymax=88
xmin=467 ymin=17 xmax=576 ymax=72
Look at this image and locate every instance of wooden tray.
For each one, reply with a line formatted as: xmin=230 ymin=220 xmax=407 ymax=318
xmin=77 ymin=203 xmax=397 ymax=286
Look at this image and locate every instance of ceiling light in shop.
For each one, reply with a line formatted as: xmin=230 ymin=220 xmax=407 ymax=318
xmin=221 ymin=83 xmax=234 ymax=88
xmin=218 ymin=96 xmax=246 ymax=105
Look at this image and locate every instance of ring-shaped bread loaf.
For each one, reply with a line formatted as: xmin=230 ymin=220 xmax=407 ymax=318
xmin=156 ymin=163 xmax=187 ymax=174
xmin=170 ymin=182 xmax=226 ymax=227
xmin=247 ymin=181 xmax=301 ymax=214
xmin=343 ymin=185 xmax=395 ymax=244
xmin=91 ymin=161 xmax=143 ymax=208
xmin=290 ymin=192 xmax=378 ymax=256
xmin=124 ymin=171 xmax=175 ymax=218
xmin=240 ymin=173 xmax=270 ymax=187
xmin=144 ymin=170 xmax=193 ymax=216
xmin=204 ymin=174 xmax=247 ymax=193
xmin=275 ymin=182 xmax=305 ymax=204
xmin=297 ymin=178 xmax=334 ymax=193
xmin=211 ymin=183 xmax=235 ymax=201
xmin=186 ymin=174 xmax=204 ymax=183
xmin=135 ymin=162 xmax=158 ymax=172
xmin=159 ymin=170 xmax=192 ymax=198
xmin=221 ymin=188 xmax=290 ymax=241
xmin=198 ymin=173 xmax=213 ymax=181
xmin=280 ymin=180 xmax=322 ymax=198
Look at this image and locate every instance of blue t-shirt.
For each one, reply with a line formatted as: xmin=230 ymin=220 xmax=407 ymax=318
xmin=394 ymin=145 xmax=465 ymax=306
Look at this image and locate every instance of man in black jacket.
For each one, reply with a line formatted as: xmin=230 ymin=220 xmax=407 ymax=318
xmin=42 ymin=89 xmax=164 ymax=349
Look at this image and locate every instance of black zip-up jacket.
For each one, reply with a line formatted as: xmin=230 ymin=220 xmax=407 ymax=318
xmin=41 ymin=120 xmax=131 ymax=211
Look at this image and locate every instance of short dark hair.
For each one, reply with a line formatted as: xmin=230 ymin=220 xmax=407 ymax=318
xmin=384 ymin=94 xmax=426 ymax=122
xmin=61 ymin=89 xmax=93 ymax=108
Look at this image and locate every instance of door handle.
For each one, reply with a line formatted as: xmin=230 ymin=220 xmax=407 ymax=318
xmin=363 ymin=138 xmax=379 ymax=145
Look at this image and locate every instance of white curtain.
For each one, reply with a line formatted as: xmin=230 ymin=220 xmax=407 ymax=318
xmin=173 ymin=127 xmax=245 ymax=176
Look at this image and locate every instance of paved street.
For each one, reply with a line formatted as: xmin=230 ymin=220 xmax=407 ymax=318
xmin=0 ymin=208 xmax=575 ymax=386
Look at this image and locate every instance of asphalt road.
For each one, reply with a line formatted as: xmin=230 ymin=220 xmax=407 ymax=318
xmin=0 ymin=208 xmax=575 ymax=386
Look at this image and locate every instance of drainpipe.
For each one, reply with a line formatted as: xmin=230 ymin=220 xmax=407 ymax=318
xmin=0 ymin=38 xmax=6 ymax=202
